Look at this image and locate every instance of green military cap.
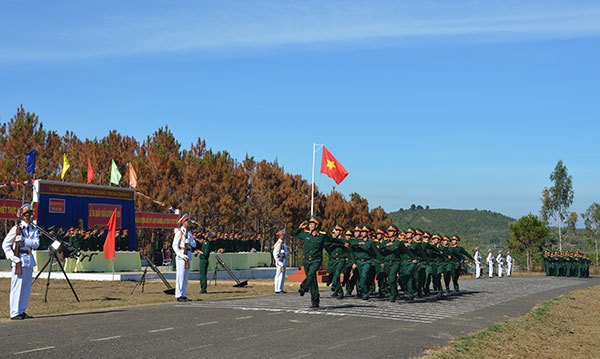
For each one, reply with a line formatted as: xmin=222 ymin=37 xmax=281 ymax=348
xmin=353 ymin=225 xmax=362 ymax=231
xmin=406 ymin=228 xmax=416 ymax=234
xmin=415 ymin=229 xmax=424 ymax=236
xmin=361 ymin=224 xmax=373 ymax=232
xmin=332 ymin=223 xmax=344 ymax=231
xmin=376 ymin=226 xmax=386 ymax=235
xmin=345 ymin=229 xmax=353 ymax=235
xmin=309 ymin=215 xmax=321 ymax=226
xmin=451 ymin=235 xmax=460 ymax=241
xmin=387 ymin=224 xmax=399 ymax=232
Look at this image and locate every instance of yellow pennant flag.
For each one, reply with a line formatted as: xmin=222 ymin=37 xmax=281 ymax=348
xmin=61 ymin=153 xmax=70 ymax=179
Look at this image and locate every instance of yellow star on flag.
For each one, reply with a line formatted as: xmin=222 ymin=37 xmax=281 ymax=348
xmin=326 ymin=160 xmax=336 ymax=170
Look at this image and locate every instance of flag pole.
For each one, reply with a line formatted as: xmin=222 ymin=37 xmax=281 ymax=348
xmin=311 ymin=143 xmax=315 ymax=216
xmin=310 ymin=143 xmax=324 ymax=216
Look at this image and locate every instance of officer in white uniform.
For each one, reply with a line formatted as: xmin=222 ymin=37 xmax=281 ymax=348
xmin=172 ymin=214 xmax=196 ymax=302
xmin=273 ymin=231 xmax=288 ymax=293
xmin=486 ymin=249 xmax=494 ymax=278
xmin=473 ymin=247 xmax=482 ymax=279
xmin=2 ymin=204 xmax=39 ymax=320
xmin=496 ymin=250 xmax=504 ymax=278
xmin=506 ymin=251 xmax=513 ymax=277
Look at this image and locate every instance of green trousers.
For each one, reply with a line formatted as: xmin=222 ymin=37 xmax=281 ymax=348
xmin=343 ymin=261 xmax=359 ymax=295
xmin=401 ymin=261 xmax=417 ymax=298
xmin=357 ymin=260 xmax=374 ymax=299
xmin=199 ymin=259 xmax=209 ymax=293
xmin=301 ymin=259 xmax=322 ymax=305
xmin=376 ymin=261 xmax=388 ymax=295
xmin=328 ymin=259 xmax=346 ymax=297
xmin=386 ymin=261 xmax=402 ymax=301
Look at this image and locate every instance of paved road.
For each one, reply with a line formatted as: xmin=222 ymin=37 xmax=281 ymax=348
xmin=1 ymin=276 xmax=597 ymax=358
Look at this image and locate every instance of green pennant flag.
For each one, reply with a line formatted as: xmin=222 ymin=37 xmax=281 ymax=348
xmin=110 ymin=160 xmax=122 ymax=185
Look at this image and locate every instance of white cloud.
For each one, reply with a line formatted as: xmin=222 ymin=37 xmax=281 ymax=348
xmin=2 ymin=0 xmax=600 ymax=62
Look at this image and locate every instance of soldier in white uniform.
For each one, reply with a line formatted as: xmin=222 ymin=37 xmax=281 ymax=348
xmin=486 ymin=249 xmax=494 ymax=278
xmin=496 ymin=250 xmax=504 ymax=278
xmin=2 ymin=204 xmax=39 ymax=320
xmin=506 ymin=251 xmax=513 ymax=277
xmin=273 ymin=231 xmax=288 ymax=293
xmin=473 ymin=247 xmax=482 ymax=279
xmin=172 ymin=214 xmax=196 ymax=302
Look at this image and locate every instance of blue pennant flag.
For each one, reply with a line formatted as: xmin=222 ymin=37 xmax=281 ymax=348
xmin=26 ymin=150 xmax=36 ymax=174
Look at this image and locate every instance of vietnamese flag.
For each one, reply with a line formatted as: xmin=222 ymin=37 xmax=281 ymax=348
xmin=103 ymin=208 xmax=117 ymax=259
xmin=320 ymin=146 xmax=349 ymax=185
xmin=87 ymin=158 xmax=94 ymax=184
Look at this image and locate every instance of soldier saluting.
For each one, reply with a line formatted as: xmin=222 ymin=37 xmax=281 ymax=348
xmin=294 ymin=216 xmax=347 ymax=309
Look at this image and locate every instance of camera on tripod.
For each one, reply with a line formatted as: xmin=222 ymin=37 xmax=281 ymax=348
xmin=48 ymin=236 xmax=80 ymax=259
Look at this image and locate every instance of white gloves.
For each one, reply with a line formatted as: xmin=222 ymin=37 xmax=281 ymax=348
xmin=10 ymin=256 xmax=21 ymax=264
xmin=184 ymin=237 xmax=190 ymax=245
xmin=178 ymin=254 xmax=189 ymax=261
xmin=15 ymin=235 xmax=24 ymax=243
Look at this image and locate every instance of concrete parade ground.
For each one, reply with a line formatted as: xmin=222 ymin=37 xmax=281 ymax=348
xmin=0 ymin=275 xmax=597 ymax=358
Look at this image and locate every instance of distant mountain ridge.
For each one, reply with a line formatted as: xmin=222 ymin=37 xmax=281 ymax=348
xmin=387 ymin=208 xmax=516 ymax=249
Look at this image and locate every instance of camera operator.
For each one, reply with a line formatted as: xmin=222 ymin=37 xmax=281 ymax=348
xmin=2 ymin=204 xmax=40 ymax=320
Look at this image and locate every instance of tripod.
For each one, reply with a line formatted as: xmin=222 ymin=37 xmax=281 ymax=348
xmin=32 ymin=249 xmax=80 ymax=302
xmin=131 ymin=255 xmax=176 ymax=295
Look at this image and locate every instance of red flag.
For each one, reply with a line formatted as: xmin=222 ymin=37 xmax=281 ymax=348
xmin=129 ymin=163 xmax=138 ymax=188
xmin=87 ymin=158 xmax=94 ymax=184
xmin=320 ymin=146 xmax=348 ymax=185
xmin=103 ymin=208 xmax=117 ymax=259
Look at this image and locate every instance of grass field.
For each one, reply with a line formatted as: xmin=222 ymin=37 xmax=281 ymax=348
xmin=0 ymin=277 xmax=293 ymax=322
xmin=421 ymin=284 xmax=600 ymax=359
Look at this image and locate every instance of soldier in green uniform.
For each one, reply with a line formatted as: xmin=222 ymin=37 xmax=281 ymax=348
xmin=421 ymin=232 xmax=446 ymax=296
xmin=294 ymin=216 xmax=346 ymax=308
xmin=440 ymin=236 xmax=455 ymax=294
xmin=400 ymin=229 xmax=423 ymax=301
xmin=374 ymin=227 xmax=388 ymax=297
xmin=381 ymin=225 xmax=408 ymax=302
xmin=325 ymin=223 xmax=353 ymax=299
xmin=348 ymin=225 xmax=383 ymax=300
xmin=194 ymin=232 xmax=211 ymax=294
xmin=342 ymin=225 xmax=362 ymax=297
xmin=449 ymin=235 xmax=474 ymax=292
xmin=120 ymin=229 xmax=129 ymax=251
xmin=429 ymin=235 xmax=446 ymax=296
xmin=543 ymin=250 xmax=551 ymax=276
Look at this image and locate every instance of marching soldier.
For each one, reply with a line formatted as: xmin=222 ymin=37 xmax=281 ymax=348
xmin=325 ymin=223 xmax=352 ymax=299
xmin=348 ymin=225 xmax=383 ymax=301
xmin=374 ymin=226 xmax=388 ymax=297
xmin=381 ymin=225 xmax=408 ymax=302
xmin=173 ymin=213 xmax=196 ymax=302
xmin=2 ymin=204 xmax=40 ymax=320
xmin=294 ymin=216 xmax=346 ymax=308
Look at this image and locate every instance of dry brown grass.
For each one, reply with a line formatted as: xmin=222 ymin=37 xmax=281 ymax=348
xmin=422 ymin=284 xmax=600 ymax=359
xmin=0 ymin=277 xmax=290 ymax=322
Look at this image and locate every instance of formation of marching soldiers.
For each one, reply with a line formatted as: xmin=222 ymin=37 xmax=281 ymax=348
xmin=543 ymin=250 xmax=591 ymax=278
xmin=294 ymin=216 xmax=474 ymax=308
xmin=37 ymin=226 xmax=130 ymax=252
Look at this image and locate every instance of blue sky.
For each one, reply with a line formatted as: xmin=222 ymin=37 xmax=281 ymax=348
xmin=1 ymin=0 xmax=599 ymax=222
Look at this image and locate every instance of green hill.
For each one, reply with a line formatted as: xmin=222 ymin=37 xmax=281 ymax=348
xmin=387 ymin=208 xmax=516 ymax=250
